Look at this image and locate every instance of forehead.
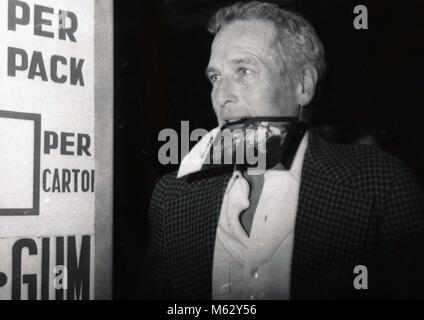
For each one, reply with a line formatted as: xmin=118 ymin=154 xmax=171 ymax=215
xmin=210 ymin=19 xmax=279 ymax=62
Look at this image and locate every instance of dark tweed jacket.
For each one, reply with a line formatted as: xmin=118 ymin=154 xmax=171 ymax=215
xmin=142 ymin=129 xmax=424 ymax=299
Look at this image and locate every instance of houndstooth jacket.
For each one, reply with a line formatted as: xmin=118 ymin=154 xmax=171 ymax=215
xmin=141 ymin=129 xmax=424 ymax=299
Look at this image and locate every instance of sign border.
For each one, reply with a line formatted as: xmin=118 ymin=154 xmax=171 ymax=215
xmin=0 ymin=109 xmax=41 ymax=216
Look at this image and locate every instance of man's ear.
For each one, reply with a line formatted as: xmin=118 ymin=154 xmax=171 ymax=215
xmin=295 ymin=65 xmax=318 ymax=107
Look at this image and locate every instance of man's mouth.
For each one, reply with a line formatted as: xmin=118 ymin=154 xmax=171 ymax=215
xmin=225 ymin=118 xmax=241 ymax=123
xmin=221 ymin=118 xmax=248 ymax=130
xmin=223 ymin=117 xmax=247 ymax=126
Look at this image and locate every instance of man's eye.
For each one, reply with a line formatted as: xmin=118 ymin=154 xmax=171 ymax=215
xmin=238 ymin=67 xmax=251 ymax=76
xmin=209 ymin=74 xmax=220 ymax=83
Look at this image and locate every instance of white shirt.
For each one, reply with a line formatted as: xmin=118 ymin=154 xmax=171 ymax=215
xmin=212 ymin=132 xmax=308 ymax=300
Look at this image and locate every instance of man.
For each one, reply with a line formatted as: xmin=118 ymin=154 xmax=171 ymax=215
xmin=142 ymin=1 xmax=424 ymax=299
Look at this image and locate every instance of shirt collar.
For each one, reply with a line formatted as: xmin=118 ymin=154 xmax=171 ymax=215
xmin=177 ymin=127 xmax=221 ymax=178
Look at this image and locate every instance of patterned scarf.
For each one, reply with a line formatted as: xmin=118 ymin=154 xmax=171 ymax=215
xmin=201 ymin=117 xmax=307 ymax=173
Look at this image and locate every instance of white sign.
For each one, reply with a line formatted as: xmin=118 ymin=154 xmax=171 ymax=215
xmin=0 ymin=0 xmax=95 ymax=299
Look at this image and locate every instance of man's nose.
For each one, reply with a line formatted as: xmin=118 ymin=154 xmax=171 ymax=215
xmin=214 ymin=75 xmax=237 ymax=107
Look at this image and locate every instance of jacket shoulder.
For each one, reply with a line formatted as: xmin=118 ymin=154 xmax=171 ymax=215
xmin=312 ymin=132 xmax=421 ymax=194
xmin=151 ymin=171 xmax=187 ymax=204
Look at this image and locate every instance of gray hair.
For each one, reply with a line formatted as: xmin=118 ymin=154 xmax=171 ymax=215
xmin=208 ymin=1 xmax=326 ymax=85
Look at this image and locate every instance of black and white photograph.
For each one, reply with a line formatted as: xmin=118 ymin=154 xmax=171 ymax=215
xmin=1 ymin=0 xmax=424 ymax=307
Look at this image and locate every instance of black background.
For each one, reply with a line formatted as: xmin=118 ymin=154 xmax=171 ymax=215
xmin=114 ymin=0 xmax=424 ymax=299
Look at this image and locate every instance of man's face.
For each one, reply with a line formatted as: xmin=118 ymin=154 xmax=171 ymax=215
xmin=206 ymin=19 xmax=299 ymax=126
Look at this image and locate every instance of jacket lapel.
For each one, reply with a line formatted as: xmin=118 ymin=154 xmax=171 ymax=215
xmin=166 ymin=171 xmax=231 ymax=299
xmin=291 ymin=130 xmax=373 ymax=299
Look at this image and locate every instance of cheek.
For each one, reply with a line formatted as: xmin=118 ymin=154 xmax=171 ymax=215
xmin=271 ymin=86 xmax=287 ymax=103
xmin=210 ymin=89 xmax=221 ymax=117
xmin=245 ymin=72 xmax=277 ymax=102
xmin=268 ymin=73 xmax=291 ymax=102
xmin=248 ymin=83 xmax=275 ymax=105
xmin=251 ymin=82 xmax=290 ymax=114
xmin=211 ymin=89 xmax=219 ymax=109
